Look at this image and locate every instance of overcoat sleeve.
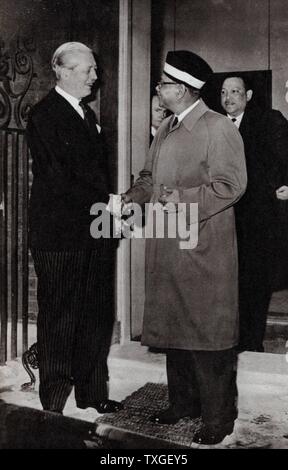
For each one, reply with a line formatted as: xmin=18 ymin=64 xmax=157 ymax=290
xmin=124 ymin=133 xmax=158 ymax=205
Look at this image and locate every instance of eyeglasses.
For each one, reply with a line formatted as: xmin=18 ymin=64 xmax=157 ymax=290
xmin=157 ymin=81 xmax=179 ymax=89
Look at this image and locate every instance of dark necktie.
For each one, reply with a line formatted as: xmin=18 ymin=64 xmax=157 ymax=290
xmin=79 ymin=100 xmax=98 ymax=132
xmin=171 ymin=116 xmax=179 ymax=128
xmin=231 ymin=118 xmax=237 ymax=124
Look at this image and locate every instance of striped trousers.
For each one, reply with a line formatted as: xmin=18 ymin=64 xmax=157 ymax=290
xmin=31 ymin=248 xmax=115 ymax=411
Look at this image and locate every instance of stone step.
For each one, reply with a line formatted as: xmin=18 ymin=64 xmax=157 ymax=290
xmin=0 ymin=402 xmax=94 ymax=449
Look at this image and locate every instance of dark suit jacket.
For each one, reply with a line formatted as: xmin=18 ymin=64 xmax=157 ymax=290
xmin=27 ymin=89 xmax=112 ymax=250
xmin=235 ymin=105 xmax=288 ymax=287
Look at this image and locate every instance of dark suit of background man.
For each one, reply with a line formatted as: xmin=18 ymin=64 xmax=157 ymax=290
xmin=221 ymin=75 xmax=288 ymax=352
xmin=122 ymin=51 xmax=247 ymax=445
xmin=26 ymin=42 xmax=122 ymax=415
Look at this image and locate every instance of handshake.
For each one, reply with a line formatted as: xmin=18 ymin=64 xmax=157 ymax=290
xmin=104 ymin=188 xmax=184 ymax=239
xmin=105 ymin=193 xmax=137 ymax=237
xmin=106 ymin=186 xmax=180 ymax=219
xmin=106 ymin=193 xmax=134 ymax=219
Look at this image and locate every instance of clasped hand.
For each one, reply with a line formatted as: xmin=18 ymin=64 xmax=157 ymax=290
xmin=107 ymin=187 xmax=180 ymax=219
xmin=106 ymin=193 xmax=133 ymax=218
xmin=158 ymin=185 xmax=180 ymax=205
xmin=276 ymin=185 xmax=288 ymax=200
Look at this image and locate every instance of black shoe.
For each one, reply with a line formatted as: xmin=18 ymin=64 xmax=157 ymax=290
xmin=77 ymin=399 xmax=123 ymax=413
xmin=192 ymin=423 xmax=234 ymax=445
xmin=149 ymin=406 xmax=200 ymax=425
xmin=236 ymin=342 xmax=264 ymax=353
xmin=237 ymin=346 xmax=264 ymax=353
xmin=96 ymin=400 xmax=123 ymax=413
xmin=236 ymin=343 xmax=251 ymax=353
xmin=254 ymin=345 xmax=264 ymax=353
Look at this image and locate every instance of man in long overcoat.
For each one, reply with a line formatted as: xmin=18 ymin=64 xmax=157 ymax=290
xmin=221 ymin=75 xmax=288 ymax=352
xmin=122 ymin=51 xmax=247 ymax=445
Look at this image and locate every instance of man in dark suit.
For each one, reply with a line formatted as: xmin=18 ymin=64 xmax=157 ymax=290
xmin=26 ymin=42 xmax=122 ymax=414
xmin=221 ymin=75 xmax=288 ymax=352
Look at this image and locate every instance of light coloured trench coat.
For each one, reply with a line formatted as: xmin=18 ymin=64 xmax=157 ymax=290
xmin=127 ymin=99 xmax=247 ymax=350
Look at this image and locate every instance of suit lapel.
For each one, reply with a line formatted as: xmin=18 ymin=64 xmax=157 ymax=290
xmin=239 ymin=110 xmax=253 ymax=142
xmin=50 ymin=89 xmax=99 ymax=141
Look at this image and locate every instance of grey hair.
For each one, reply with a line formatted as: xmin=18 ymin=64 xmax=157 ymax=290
xmin=51 ymin=42 xmax=92 ymax=79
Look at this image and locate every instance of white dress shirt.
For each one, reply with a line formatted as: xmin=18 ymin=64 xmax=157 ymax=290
xmin=227 ymin=112 xmax=244 ymax=129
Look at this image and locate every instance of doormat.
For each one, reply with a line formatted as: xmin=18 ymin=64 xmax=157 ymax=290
xmin=94 ymin=382 xmax=202 ymax=449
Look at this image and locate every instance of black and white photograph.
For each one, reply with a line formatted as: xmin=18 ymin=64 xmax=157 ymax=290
xmin=0 ymin=0 xmax=288 ymax=452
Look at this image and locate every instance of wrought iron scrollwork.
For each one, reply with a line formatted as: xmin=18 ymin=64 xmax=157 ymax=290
xmin=0 ymin=36 xmax=36 ymax=129
xmin=21 ymin=342 xmax=39 ymax=391
xmin=0 ymin=87 xmax=11 ymax=128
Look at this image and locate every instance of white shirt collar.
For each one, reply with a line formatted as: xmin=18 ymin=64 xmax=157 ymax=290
xmin=175 ymin=99 xmax=200 ymax=123
xmin=227 ymin=112 xmax=244 ymax=128
xmin=55 ymin=85 xmax=83 ymax=117
xmin=151 ymin=126 xmax=157 ymax=137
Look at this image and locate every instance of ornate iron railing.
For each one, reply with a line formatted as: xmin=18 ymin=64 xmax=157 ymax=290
xmin=0 ymin=128 xmax=29 ymax=364
xmin=0 ymin=36 xmax=35 ymax=365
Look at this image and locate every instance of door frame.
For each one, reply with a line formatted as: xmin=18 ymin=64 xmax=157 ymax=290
xmin=117 ymin=0 xmax=151 ymax=343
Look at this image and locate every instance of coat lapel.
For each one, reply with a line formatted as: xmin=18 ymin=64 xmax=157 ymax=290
xmin=181 ymin=99 xmax=210 ymax=132
xmin=239 ymin=109 xmax=253 ymax=143
xmin=166 ymin=99 xmax=210 ymax=136
xmin=49 ymin=89 xmax=98 ymax=140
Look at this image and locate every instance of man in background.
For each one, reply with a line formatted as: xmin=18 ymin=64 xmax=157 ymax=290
xmin=221 ymin=74 xmax=288 ymax=352
xmin=150 ymin=94 xmax=167 ymax=144
xmin=27 ymin=42 xmax=122 ymax=415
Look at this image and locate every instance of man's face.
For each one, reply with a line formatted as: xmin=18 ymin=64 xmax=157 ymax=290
xmin=63 ymin=51 xmax=97 ymax=99
xmin=151 ymin=95 xmax=167 ymax=130
xmin=156 ymin=73 xmax=180 ymax=111
xmin=221 ymin=77 xmax=252 ymax=117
